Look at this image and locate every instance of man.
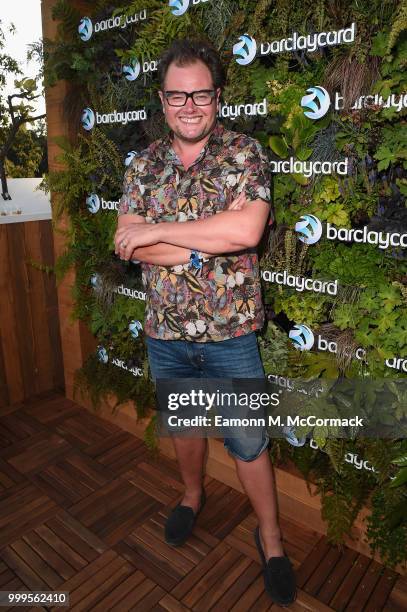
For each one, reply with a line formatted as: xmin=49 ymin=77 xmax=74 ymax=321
xmin=114 ymin=39 xmax=296 ymax=605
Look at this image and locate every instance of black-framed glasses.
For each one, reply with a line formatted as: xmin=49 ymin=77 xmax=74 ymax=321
xmin=164 ymin=90 xmax=216 ymax=107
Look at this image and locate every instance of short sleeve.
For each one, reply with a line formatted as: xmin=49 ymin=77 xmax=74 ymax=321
xmin=117 ymin=159 xmax=147 ymax=217
xmin=237 ymin=140 xmax=272 ymax=206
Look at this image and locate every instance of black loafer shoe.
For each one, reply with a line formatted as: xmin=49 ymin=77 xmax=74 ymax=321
xmin=254 ymin=526 xmax=297 ymax=606
xmin=165 ymin=490 xmax=206 ymax=547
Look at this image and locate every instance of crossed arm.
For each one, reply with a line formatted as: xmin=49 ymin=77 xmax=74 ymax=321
xmin=114 ymin=194 xmax=270 ymax=265
xmin=115 ymin=214 xmax=190 ymax=266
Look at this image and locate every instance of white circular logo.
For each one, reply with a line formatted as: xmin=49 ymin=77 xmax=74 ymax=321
xmin=289 ymin=324 xmax=315 ymax=351
xmin=129 ymin=320 xmax=143 ymax=338
xmin=78 ymin=17 xmax=93 ymax=41
xmin=81 ymin=107 xmax=95 ymax=131
xmin=123 ymin=59 xmax=141 ymax=81
xmin=233 ymin=34 xmax=257 ymax=66
xmin=86 ymin=193 xmax=100 ymax=214
xmin=169 ymin=0 xmax=190 ymax=16
xmin=97 ymin=346 xmax=108 ymax=363
xmin=301 ymin=86 xmax=331 ymax=120
xmin=295 ymin=214 xmax=323 ymax=245
xmin=283 ymin=426 xmax=307 ymax=447
xmin=90 ymin=273 xmax=101 ymax=288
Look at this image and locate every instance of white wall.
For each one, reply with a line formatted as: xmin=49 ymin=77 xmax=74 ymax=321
xmin=0 ymin=178 xmax=51 ymax=224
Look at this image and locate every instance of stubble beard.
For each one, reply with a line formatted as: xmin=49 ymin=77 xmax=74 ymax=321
xmin=171 ymin=116 xmax=217 ymax=145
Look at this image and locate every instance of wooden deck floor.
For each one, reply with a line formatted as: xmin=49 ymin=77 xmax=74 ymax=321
xmin=0 ymin=392 xmax=405 ymax=611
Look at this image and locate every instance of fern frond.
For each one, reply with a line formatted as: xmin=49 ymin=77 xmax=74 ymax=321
xmin=387 ymin=2 xmax=407 ymax=52
xmin=52 ymin=0 xmax=81 ymax=39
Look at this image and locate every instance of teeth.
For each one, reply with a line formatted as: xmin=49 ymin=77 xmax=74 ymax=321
xmin=179 ymin=117 xmax=201 ymax=124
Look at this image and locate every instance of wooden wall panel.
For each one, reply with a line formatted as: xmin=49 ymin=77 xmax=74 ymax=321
xmin=7 ymin=223 xmax=37 ymax=398
xmin=0 ymin=225 xmax=25 ymax=405
xmin=42 ymin=0 xmax=92 ymax=400
xmin=38 ymin=221 xmax=64 ymax=391
xmin=24 ymin=221 xmax=52 ymax=393
xmin=0 ymin=329 xmax=10 ymax=408
xmin=0 ymin=221 xmax=64 ymax=406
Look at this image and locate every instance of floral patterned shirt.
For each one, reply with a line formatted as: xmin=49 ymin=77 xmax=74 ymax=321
xmin=118 ymin=123 xmax=272 ymax=342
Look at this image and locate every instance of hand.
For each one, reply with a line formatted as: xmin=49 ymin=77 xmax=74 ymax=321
xmin=226 ymin=190 xmax=248 ymax=211
xmin=114 ymin=223 xmax=161 ymax=260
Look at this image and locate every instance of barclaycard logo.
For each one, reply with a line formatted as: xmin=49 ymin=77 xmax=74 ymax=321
xmin=169 ymin=0 xmax=208 ymax=15
xmin=79 ymin=11 xmax=147 ymax=40
xmin=116 ymin=284 xmax=146 ymax=301
xmin=78 ymin=17 xmax=93 ymax=41
xmin=123 ymin=59 xmax=141 ymax=81
xmin=111 ymin=357 xmax=143 ymax=377
xmin=258 ymin=24 xmax=356 ymax=56
xmin=218 ymin=98 xmax=267 ymax=120
xmin=90 ymin=273 xmax=101 ymax=288
xmin=233 ymin=34 xmax=257 ymax=65
xmin=295 ymin=214 xmax=407 ymax=250
xmin=86 ymin=193 xmax=100 ymax=214
xmin=169 ymin=0 xmax=190 ymax=15
xmin=262 ymin=270 xmax=338 ymax=296
xmin=129 ymin=320 xmax=143 ymax=338
xmin=295 ymin=214 xmax=323 ymax=245
xmin=81 ymin=107 xmax=147 ymax=129
xmin=97 ymin=346 xmax=109 ymax=364
xmin=344 ymin=452 xmax=377 ymax=472
xmin=301 ymin=86 xmax=331 ymax=119
xmin=385 ymin=357 xmax=407 ymax=372
xmin=268 ymin=373 xmax=323 ymax=398
xmin=125 ymin=151 xmax=137 ymax=166
xmin=86 ymin=193 xmax=120 ymax=213
xmin=283 ymin=426 xmax=307 ymax=447
xmin=335 ymin=91 xmax=407 ymax=113
xmin=310 ymin=440 xmax=383 ymax=475
xmin=123 ymin=58 xmax=158 ymax=81
xmin=97 ymin=346 xmax=143 ymax=377
xmin=270 ymin=157 xmax=349 ymax=177
xmin=289 ymin=324 xmax=315 ymax=351
xmin=81 ymin=107 xmax=95 ymax=131
xmin=289 ymin=324 xmax=367 ymax=361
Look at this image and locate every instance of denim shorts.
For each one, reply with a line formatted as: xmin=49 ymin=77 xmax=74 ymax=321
xmin=146 ymin=332 xmax=270 ymax=462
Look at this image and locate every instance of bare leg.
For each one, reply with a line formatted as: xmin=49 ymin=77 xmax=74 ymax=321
xmin=234 ymin=449 xmax=284 ymax=558
xmin=172 ymin=436 xmax=207 ymax=513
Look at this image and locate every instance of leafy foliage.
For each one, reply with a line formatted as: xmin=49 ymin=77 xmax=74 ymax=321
xmin=0 ymin=20 xmax=46 ymax=195
xmin=74 ymin=352 xmax=155 ymax=415
xmin=45 ymin=0 xmax=407 ymax=568
xmin=1 ymin=124 xmax=44 ymax=177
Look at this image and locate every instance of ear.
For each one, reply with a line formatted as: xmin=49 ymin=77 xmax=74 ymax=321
xmin=216 ymin=88 xmax=221 ymax=108
xmin=158 ymin=90 xmax=165 ymax=113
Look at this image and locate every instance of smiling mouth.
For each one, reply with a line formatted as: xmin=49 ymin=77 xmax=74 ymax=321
xmin=178 ymin=117 xmax=202 ymax=124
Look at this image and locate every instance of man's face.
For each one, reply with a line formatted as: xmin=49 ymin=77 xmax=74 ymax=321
xmin=159 ymin=60 xmax=220 ymax=145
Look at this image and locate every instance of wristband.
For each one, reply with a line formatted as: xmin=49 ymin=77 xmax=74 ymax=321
xmin=189 ymin=249 xmax=209 ymax=273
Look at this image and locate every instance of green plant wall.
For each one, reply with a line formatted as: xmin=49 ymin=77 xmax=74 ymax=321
xmin=44 ymin=0 xmax=406 ymax=567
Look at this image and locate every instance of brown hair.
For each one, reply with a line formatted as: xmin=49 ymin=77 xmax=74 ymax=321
xmin=158 ymin=38 xmax=226 ymax=91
